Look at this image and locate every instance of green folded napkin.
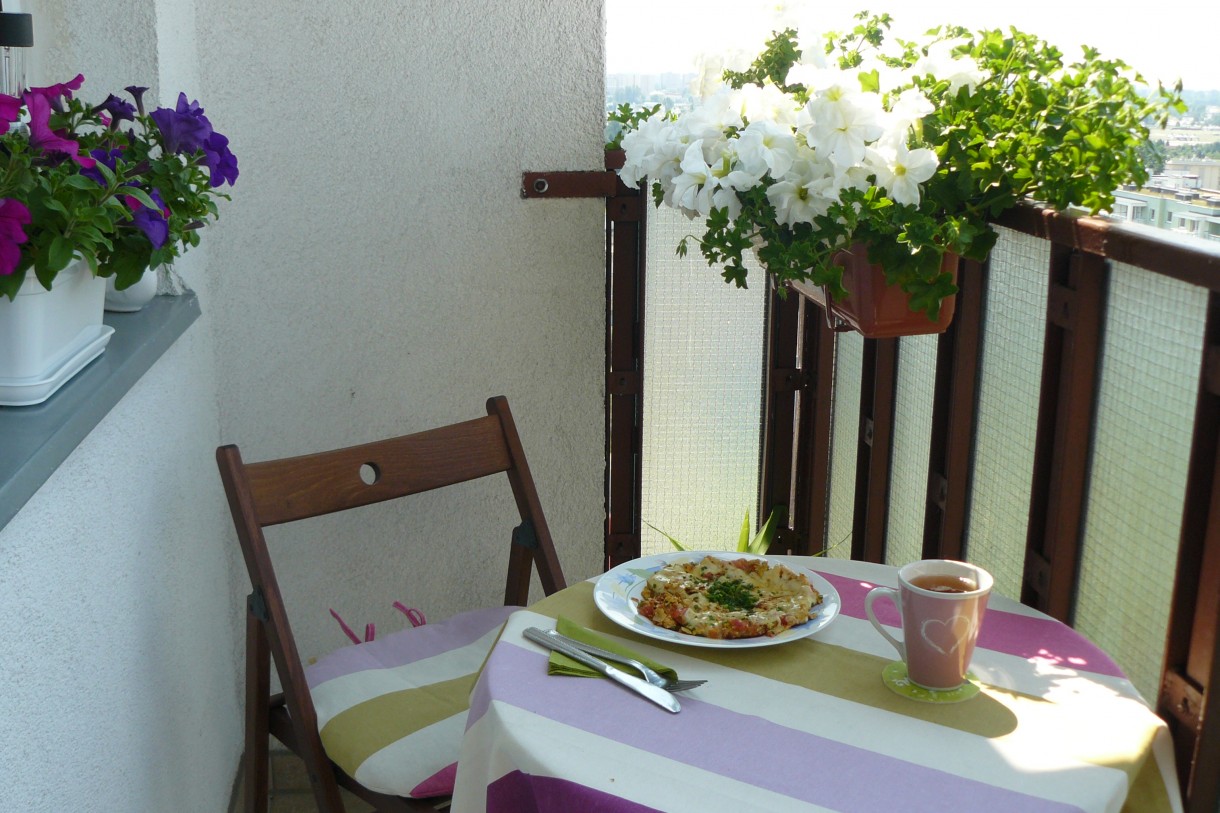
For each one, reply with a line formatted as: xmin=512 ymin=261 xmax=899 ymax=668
xmin=547 ymin=616 xmax=680 ymax=681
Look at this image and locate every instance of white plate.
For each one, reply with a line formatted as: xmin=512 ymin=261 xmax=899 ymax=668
xmin=593 ymin=551 xmax=841 ymax=649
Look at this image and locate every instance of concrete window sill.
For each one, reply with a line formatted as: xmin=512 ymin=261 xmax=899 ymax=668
xmin=0 ymin=292 xmax=201 ymax=531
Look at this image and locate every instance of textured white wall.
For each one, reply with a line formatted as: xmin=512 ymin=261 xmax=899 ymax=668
xmin=196 ymin=0 xmax=607 ymax=657
xmin=0 ymin=0 xmax=606 ymax=810
xmin=0 ymin=3 xmax=242 ymax=812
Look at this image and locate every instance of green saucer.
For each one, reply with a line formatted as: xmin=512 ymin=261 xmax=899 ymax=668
xmin=882 ymin=661 xmax=981 ymax=704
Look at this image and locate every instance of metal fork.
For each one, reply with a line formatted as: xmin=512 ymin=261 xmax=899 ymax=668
xmin=542 ymin=628 xmax=706 ymax=692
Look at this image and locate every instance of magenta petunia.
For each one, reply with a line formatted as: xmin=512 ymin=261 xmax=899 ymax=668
xmin=23 ymin=91 xmax=96 ymax=168
xmin=26 ymin=74 xmax=85 ymax=103
xmin=0 ymin=94 xmax=21 ymax=135
xmin=0 ymin=198 xmax=31 ymax=276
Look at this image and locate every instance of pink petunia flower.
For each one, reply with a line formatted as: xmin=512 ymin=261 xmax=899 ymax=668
xmin=0 ymin=199 xmax=31 ymax=276
xmin=23 ymin=91 xmax=96 ymax=168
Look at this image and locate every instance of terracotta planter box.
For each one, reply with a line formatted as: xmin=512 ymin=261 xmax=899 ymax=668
xmin=789 ymin=244 xmax=959 ymax=339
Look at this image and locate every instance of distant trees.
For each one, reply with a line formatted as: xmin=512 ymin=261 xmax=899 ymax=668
xmin=1181 ymin=89 xmax=1220 ymax=125
xmin=1139 ymin=139 xmax=1168 ymax=173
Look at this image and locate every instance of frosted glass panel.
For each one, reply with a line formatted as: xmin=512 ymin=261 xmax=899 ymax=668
xmin=825 ymin=332 xmax=863 ymax=559
xmin=1074 ymin=265 xmax=1205 ymax=701
xmin=886 ymin=334 xmax=939 ymax=566
xmin=965 ymin=228 xmax=1049 ymax=599
xmin=640 ymin=206 xmax=766 ymax=556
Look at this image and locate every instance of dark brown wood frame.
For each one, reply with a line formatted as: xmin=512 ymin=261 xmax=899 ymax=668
xmin=522 ymin=160 xmax=1220 ymax=810
xmin=217 ymin=396 xmax=566 ymax=813
xmin=759 ymin=205 xmax=1220 ymax=810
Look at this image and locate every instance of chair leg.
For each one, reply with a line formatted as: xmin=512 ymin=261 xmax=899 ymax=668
xmin=244 ymin=610 xmax=270 ymax=813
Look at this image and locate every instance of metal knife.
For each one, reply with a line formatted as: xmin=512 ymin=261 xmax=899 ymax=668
xmin=522 ymin=627 xmax=681 ymax=713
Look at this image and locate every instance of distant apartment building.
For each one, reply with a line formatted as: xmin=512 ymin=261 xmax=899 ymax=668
xmin=1109 ymin=163 xmax=1220 ymax=242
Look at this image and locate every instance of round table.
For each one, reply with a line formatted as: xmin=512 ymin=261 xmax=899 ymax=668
xmin=452 ymin=556 xmax=1181 ymax=813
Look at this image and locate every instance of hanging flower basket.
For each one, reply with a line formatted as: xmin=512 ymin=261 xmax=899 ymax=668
xmin=609 ymin=13 xmax=1183 ymax=337
xmin=788 ymin=244 xmax=958 ymax=339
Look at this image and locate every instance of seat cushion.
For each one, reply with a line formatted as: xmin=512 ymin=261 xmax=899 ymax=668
xmin=304 ymin=604 xmax=515 ymax=798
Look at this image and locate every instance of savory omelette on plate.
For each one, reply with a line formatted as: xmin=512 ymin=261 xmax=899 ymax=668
xmin=636 ymin=554 xmax=823 ymax=640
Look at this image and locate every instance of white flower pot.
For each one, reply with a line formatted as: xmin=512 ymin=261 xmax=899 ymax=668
xmin=0 ymin=260 xmax=113 ymax=406
xmin=105 ymin=268 xmax=159 ymax=312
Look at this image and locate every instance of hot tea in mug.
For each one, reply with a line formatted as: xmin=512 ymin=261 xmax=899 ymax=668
xmin=865 ymin=560 xmax=993 ymax=691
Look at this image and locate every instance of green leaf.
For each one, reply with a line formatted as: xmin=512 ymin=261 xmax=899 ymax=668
xmin=745 ymin=506 xmax=784 ymax=555
xmin=644 ymin=521 xmax=687 ymax=552
xmin=63 ymin=174 xmax=101 ymax=190
xmin=122 ymin=186 xmax=158 ymax=211
xmin=47 ymin=235 xmax=75 ymax=273
xmin=737 ymin=512 xmax=751 ymax=552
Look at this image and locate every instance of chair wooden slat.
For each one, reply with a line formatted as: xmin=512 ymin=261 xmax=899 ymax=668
xmin=246 ymin=415 xmax=512 ymax=527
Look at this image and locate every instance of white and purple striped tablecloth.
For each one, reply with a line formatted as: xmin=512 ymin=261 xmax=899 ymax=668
xmin=452 ymin=557 xmax=1181 ymax=813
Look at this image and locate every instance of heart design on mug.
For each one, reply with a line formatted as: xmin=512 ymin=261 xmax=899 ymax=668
xmin=921 ymin=616 xmax=974 ymax=655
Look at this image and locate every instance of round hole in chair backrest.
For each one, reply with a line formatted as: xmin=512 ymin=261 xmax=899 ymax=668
xmin=359 ymin=462 xmax=381 ymax=485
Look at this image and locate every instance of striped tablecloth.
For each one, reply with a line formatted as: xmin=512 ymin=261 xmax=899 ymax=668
xmin=452 ymin=557 xmax=1181 ymax=813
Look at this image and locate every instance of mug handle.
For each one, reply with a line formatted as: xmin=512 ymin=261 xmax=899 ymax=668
xmin=864 ymin=587 xmax=905 ymax=660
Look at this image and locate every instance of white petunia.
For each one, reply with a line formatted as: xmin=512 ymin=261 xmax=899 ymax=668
xmin=765 ymin=153 xmax=840 ymax=227
xmin=735 ymin=119 xmax=798 ymax=179
xmin=799 ymin=85 xmax=885 ymax=171
xmin=733 ymin=83 xmax=800 ymax=128
xmin=682 ymin=90 xmax=744 ymax=145
xmin=619 ymin=111 xmax=682 ymax=188
xmin=668 ymin=139 xmax=718 ymax=217
xmin=868 ymin=142 xmax=939 ymax=207
xmin=887 ymin=88 xmax=934 ymax=132
xmin=913 ymin=39 xmax=987 ymax=95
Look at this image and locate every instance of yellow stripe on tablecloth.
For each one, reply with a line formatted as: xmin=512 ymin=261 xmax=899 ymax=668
xmin=529 ymin=583 xmax=1015 ymax=734
xmin=319 ymin=673 xmax=475 ymax=772
xmin=1122 ymin=745 xmax=1175 ymax=813
xmin=530 ymin=581 xmax=1174 ymax=813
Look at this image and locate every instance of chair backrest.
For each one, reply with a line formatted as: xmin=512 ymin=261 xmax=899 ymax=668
xmin=216 ymin=396 xmax=566 ymax=809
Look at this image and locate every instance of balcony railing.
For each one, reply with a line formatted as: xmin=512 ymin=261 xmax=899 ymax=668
xmin=600 ymin=155 xmax=1220 ymax=812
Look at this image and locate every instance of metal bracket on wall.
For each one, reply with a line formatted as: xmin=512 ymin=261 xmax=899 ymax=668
xmin=521 ymin=171 xmax=619 ymax=199
xmin=512 ymin=519 xmax=540 ymax=550
xmin=247 ymin=587 xmax=269 ymax=622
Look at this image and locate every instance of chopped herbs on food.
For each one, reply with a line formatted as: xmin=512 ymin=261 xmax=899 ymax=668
xmin=707 ymin=578 xmax=758 ymax=611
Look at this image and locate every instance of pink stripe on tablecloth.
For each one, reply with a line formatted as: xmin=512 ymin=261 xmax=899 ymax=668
xmin=305 ymin=605 xmax=516 ymax=687
xmin=487 ymin=771 xmax=663 ymax=813
xmin=472 ymin=644 xmax=1086 ymax=813
xmin=815 ymin=571 xmax=1126 ymax=678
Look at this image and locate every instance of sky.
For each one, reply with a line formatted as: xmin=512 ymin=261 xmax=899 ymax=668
xmin=606 ymin=0 xmax=1220 ymax=92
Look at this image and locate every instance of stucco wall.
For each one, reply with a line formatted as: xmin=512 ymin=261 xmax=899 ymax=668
xmin=0 ymin=0 xmax=606 ymax=810
xmin=196 ymin=0 xmax=607 ymax=653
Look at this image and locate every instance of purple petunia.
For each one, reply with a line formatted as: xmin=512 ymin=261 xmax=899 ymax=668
xmin=125 ymin=189 xmax=169 ymax=249
xmin=202 ymin=131 xmax=238 ymax=187
xmin=0 ymin=198 xmax=31 ymax=276
xmin=82 ymin=148 xmax=123 ymax=186
xmin=150 ymin=92 xmax=213 ymax=155
xmin=125 ymin=85 xmax=148 ymax=117
xmin=96 ymin=94 xmax=136 ymax=126
xmin=23 ymin=91 xmax=95 ymax=168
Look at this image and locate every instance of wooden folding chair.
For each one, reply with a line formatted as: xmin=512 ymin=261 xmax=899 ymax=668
xmin=216 ymin=396 xmax=566 ymax=812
